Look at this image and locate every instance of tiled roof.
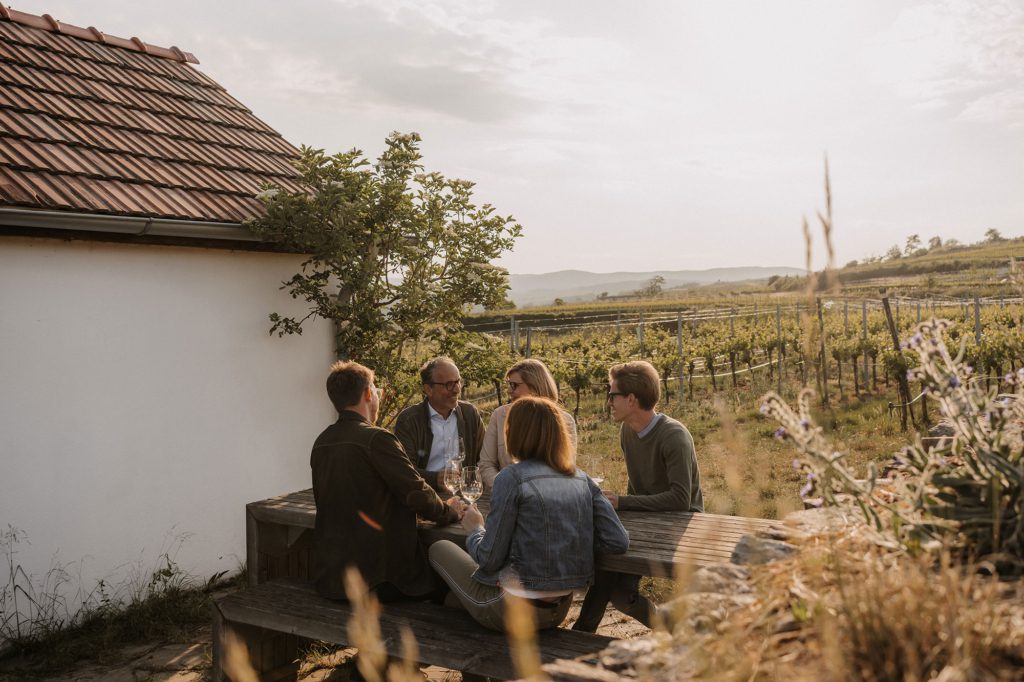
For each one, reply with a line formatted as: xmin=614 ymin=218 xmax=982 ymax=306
xmin=0 ymin=6 xmax=302 ymax=225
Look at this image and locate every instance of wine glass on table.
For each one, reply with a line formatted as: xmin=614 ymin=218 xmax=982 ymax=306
xmin=452 ymin=436 xmax=466 ymax=467
xmin=460 ymin=466 xmax=483 ymax=505
xmin=586 ymin=455 xmax=606 ymax=486
xmin=442 ymin=459 xmax=462 ymax=498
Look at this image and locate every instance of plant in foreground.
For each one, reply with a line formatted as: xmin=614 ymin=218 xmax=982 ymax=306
xmin=761 ymin=317 xmax=1024 ymax=571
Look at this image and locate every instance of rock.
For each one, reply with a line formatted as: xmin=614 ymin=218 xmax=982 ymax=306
xmin=783 ymin=506 xmax=856 ymax=535
xmin=542 ymin=658 xmax=629 ymax=681
xmin=598 ymin=637 xmax=660 ymax=671
xmin=683 ymin=563 xmax=750 ymax=595
xmin=662 ymin=592 xmax=757 ymax=634
xmin=730 ymin=535 xmax=797 ymax=565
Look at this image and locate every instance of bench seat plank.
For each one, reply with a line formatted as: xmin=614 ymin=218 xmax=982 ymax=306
xmin=215 ymin=578 xmax=614 ymax=680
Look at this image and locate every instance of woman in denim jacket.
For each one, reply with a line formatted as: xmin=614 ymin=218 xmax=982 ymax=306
xmin=428 ymin=397 xmax=629 ymax=631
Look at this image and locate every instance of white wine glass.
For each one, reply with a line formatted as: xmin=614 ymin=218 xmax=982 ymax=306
xmin=442 ymin=460 xmax=462 ymax=497
xmin=452 ymin=436 xmax=466 ymax=466
xmin=587 ymin=455 xmax=606 ymax=486
xmin=461 ymin=466 xmax=483 ymax=504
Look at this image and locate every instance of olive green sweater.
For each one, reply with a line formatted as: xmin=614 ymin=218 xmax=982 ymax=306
xmin=618 ymin=414 xmax=704 ymax=512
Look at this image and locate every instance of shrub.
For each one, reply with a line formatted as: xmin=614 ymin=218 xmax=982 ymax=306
xmin=760 ymin=318 xmax=1024 ymax=572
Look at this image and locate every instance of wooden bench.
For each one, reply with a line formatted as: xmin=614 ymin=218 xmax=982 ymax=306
xmin=212 ymin=577 xmax=615 ymax=681
xmin=222 ymin=489 xmax=782 ymax=680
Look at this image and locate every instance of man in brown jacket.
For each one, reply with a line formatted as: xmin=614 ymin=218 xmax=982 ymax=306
xmin=394 ymin=357 xmax=485 ymax=489
xmin=311 ymin=361 xmax=463 ymax=602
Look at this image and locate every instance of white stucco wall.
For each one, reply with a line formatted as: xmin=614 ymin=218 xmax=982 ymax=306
xmin=0 ymin=235 xmax=336 ymax=618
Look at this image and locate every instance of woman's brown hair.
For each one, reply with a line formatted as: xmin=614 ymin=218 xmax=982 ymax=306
xmin=504 ymin=396 xmax=574 ymax=475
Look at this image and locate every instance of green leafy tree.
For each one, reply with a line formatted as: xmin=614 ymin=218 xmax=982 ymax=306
xmin=247 ymin=132 xmax=521 ymax=415
xmin=904 ymin=233 xmax=921 ymax=256
xmin=985 ymin=228 xmax=1005 ymax=243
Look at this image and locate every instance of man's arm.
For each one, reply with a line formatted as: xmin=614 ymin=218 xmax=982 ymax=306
xmin=617 ymin=428 xmax=697 ymax=512
xmin=462 ymin=402 xmax=486 ymax=467
xmin=369 ymin=430 xmax=458 ymax=525
xmin=394 ymin=407 xmax=443 ymax=489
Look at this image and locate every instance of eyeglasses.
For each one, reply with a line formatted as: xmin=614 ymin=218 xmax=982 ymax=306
xmin=606 ymin=391 xmax=626 ymax=402
xmin=506 ymin=380 xmax=524 ymax=391
xmin=428 ymin=379 xmax=462 ymax=392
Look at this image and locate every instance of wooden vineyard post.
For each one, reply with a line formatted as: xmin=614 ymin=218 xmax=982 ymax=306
xmin=843 ymin=299 xmax=848 ymax=335
xmin=638 ymin=312 xmax=645 ymax=357
xmin=676 ymin=312 xmax=684 ymax=405
xmin=974 ymin=297 xmax=982 ymax=344
xmin=776 ymin=304 xmax=783 ymax=395
xmin=917 ymin=301 xmax=921 ymax=324
xmin=862 ymin=301 xmax=869 ymax=391
xmin=881 ymin=295 xmax=912 ymax=432
xmin=817 ymin=298 xmax=829 ymax=408
xmin=525 ymin=327 xmax=532 ymax=358
xmin=509 ymin=316 xmax=516 ymax=354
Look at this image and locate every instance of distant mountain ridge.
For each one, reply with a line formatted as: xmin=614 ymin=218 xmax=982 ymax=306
xmin=508 ymin=266 xmax=805 ymax=307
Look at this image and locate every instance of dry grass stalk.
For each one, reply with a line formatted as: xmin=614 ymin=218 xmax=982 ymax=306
xmin=672 ymin=518 xmax=1024 ymax=681
xmin=344 ymin=567 xmax=388 ymax=682
xmin=503 ymin=593 xmax=544 ymax=680
xmin=385 ymin=626 xmax=423 ymax=682
xmin=220 ymin=629 xmax=259 ymax=682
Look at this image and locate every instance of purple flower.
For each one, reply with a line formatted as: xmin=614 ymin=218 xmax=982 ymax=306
xmin=910 ymin=333 xmax=923 ymax=347
xmin=965 ymin=365 xmax=974 ymax=376
xmin=792 ymin=458 xmax=801 ymax=470
xmin=759 ymin=403 xmax=770 ymax=415
xmin=1005 ymin=373 xmax=1014 ymax=384
xmin=948 ymin=375 xmax=961 ymax=388
xmin=774 ymin=427 xmax=787 ymax=440
xmin=799 ymin=482 xmax=814 ymax=498
xmin=800 ymin=419 xmax=810 ymax=429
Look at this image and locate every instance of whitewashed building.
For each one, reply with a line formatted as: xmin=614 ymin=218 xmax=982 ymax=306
xmin=0 ymin=7 xmax=334 ymax=628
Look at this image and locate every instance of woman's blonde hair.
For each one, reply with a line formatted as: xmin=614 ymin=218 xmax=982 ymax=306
xmin=506 ymin=358 xmax=559 ymax=400
xmin=504 ymin=397 xmax=574 ymax=475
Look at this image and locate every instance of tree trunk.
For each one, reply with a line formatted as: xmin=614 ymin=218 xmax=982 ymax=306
xmin=492 ymin=379 xmax=503 ymax=406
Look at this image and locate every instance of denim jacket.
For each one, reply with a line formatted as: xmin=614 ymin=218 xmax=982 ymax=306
xmin=465 ymin=458 xmax=629 ymax=591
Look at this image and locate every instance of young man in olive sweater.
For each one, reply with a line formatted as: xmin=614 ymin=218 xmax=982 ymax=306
xmin=573 ymin=360 xmax=703 ymax=632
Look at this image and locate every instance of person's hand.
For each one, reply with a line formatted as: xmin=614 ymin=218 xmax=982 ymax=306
xmin=462 ymin=503 xmax=484 ymax=532
xmin=603 ymin=491 xmax=619 ymax=509
xmin=446 ymin=496 xmax=467 ymax=520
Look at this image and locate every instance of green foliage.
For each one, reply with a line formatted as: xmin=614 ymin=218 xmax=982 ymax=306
xmin=247 ymin=132 xmax=521 ymax=406
xmin=762 ymin=318 xmax=1024 ymax=572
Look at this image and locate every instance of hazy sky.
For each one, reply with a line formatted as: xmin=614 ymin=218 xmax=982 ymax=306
xmin=15 ymin=0 xmax=1024 ymax=273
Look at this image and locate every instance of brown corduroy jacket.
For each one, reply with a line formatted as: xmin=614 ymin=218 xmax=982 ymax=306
xmin=310 ymin=411 xmax=458 ymax=600
xmin=393 ymin=399 xmax=485 ymax=487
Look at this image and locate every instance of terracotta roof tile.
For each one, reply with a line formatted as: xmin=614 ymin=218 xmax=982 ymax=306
xmin=0 ymin=8 xmax=300 ymax=225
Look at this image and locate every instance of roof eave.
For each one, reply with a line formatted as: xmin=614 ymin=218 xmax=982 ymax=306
xmin=0 ymin=206 xmax=257 ymax=239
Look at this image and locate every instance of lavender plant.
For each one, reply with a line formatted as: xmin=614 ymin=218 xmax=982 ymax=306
xmin=761 ymin=318 xmax=1024 ymax=570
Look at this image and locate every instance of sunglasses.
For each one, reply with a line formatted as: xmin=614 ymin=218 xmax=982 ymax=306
xmin=606 ymin=391 xmax=626 ymax=402
xmin=506 ymin=380 xmax=525 ymax=391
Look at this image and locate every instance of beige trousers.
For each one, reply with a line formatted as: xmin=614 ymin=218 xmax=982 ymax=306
xmin=427 ymin=540 xmax=572 ymax=632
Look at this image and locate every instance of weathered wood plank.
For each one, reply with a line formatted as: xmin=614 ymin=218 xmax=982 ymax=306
xmin=247 ymin=489 xmax=782 ymax=579
xmin=216 ymin=579 xmax=613 ymax=680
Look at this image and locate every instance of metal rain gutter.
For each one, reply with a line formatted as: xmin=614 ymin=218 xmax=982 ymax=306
xmin=0 ymin=207 xmax=260 ymax=242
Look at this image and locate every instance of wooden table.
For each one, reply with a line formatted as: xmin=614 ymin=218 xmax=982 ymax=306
xmin=246 ymin=488 xmax=781 ymax=587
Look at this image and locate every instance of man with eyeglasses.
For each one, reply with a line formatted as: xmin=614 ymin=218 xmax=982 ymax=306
xmin=573 ymin=360 xmax=704 ymax=633
xmin=395 ymin=356 xmax=485 ymax=489
xmin=311 ymin=360 xmax=464 ymax=603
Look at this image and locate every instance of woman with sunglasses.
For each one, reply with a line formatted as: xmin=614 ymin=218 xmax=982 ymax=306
xmin=479 ymin=359 xmax=577 ymax=490
xmin=428 ymin=396 xmax=628 ymax=631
